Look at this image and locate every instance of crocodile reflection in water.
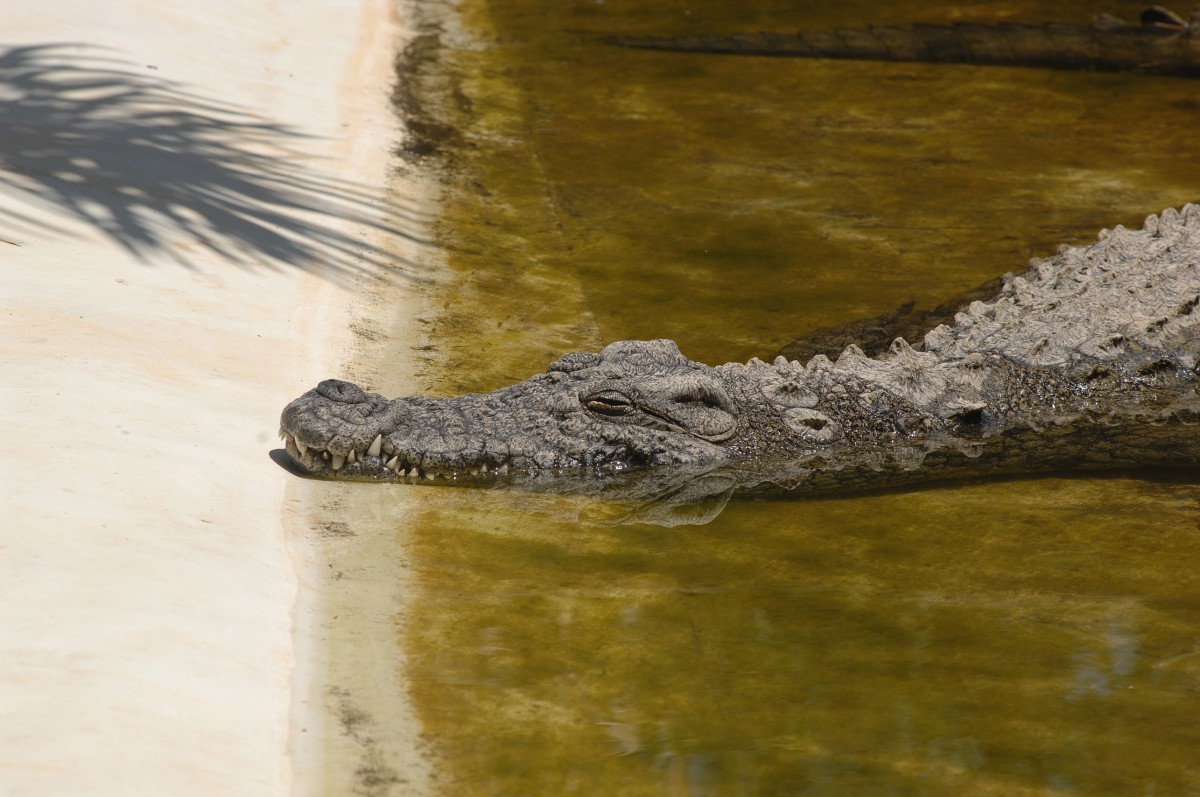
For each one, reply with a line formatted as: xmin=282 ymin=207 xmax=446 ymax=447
xmin=279 ymin=208 xmax=1200 ymax=525
xmin=609 ymin=6 xmax=1200 ymax=78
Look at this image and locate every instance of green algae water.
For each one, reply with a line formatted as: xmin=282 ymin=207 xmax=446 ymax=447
xmin=398 ymin=479 xmax=1200 ymax=795
xmin=382 ymin=0 xmax=1200 ymax=793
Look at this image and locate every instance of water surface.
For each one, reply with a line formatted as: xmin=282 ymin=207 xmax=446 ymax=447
xmin=386 ymin=0 xmax=1200 ymax=793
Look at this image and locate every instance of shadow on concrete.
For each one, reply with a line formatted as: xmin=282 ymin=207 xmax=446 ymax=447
xmin=0 ymin=43 xmax=432 ymax=283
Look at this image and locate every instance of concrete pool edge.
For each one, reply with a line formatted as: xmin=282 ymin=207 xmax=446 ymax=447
xmin=0 ymin=0 xmax=434 ymax=792
xmin=284 ymin=1 xmax=447 ymax=794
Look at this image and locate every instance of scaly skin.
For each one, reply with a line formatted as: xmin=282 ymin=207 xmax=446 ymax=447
xmin=609 ymin=7 xmax=1200 ymax=78
xmin=280 ymin=207 xmax=1200 ymax=507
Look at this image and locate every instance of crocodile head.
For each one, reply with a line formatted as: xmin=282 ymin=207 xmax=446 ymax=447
xmin=279 ymin=339 xmax=822 ymax=485
xmin=278 ymin=208 xmax=1200 ymax=522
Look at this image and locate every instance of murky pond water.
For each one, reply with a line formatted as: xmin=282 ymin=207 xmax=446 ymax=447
xmin=373 ymin=0 xmax=1200 ymax=793
xmin=398 ymin=477 xmax=1200 ymax=795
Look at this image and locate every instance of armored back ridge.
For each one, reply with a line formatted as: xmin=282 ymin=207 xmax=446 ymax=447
xmin=280 ymin=207 xmax=1200 ymax=512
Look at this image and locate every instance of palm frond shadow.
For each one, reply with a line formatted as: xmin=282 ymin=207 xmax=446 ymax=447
xmin=0 ymin=43 xmax=431 ymax=283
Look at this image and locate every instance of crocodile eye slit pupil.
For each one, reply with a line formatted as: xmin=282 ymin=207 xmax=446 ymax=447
xmin=585 ymin=394 xmax=635 ymax=416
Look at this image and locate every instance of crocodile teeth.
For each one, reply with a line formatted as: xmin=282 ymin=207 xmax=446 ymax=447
xmin=347 ymin=450 xmax=357 ymax=464
xmin=367 ymin=434 xmax=383 ymax=458
xmin=296 ymin=439 xmax=308 ymax=456
xmin=385 ymin=456 xmax=399 ymax=472
xmin=331 ymin=454 xmax=346 ymax=470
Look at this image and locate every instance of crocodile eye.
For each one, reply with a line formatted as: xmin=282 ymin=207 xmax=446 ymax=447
xmin=583 ymin=390 xmax=636 ymax=417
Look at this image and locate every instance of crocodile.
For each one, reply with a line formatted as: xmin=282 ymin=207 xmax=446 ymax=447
xmin=773 ymin=274 xmax=1009 ymax=365
xmin=279 ymin=206 xmax=1200 ymax=517
xmin=608 ymin=6 xmax=1200 ymax=78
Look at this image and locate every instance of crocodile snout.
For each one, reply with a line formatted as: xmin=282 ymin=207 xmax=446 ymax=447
xmin=316 ymin=379 xmax=370 ymax=403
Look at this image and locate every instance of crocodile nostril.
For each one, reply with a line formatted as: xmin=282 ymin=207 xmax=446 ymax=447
xmin=316 ymin=379 xmax=369 ymax=403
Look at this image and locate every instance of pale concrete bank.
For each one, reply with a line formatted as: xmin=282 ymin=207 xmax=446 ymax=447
xmin=0 ymin=0 xmax=430 ymax=793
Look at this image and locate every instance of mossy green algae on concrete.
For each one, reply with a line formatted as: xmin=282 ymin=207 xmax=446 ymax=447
xmin=396 ymin=0 xmax=1200 ymax=793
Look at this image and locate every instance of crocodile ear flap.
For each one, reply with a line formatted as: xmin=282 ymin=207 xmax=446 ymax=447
xmin=548 ymin=351 xmax=603 ymax=373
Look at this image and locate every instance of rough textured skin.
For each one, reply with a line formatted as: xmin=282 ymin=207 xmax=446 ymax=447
xmin=775 ymin=276 xmax=1008 ymax=363
xmin=609 ymin=7 xmax=1200 ymax=77
xmin=280 ymin=207 xmax=1200 ymax=509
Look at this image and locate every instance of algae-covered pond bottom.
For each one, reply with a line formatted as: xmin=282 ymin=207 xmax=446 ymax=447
xmin=331 ymin=0 xmax=1200 ymax=793
xmin=390 ymin=476 xmax=1200 ymax=795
